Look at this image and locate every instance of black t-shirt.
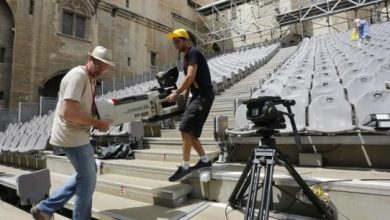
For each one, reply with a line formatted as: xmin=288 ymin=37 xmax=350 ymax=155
xmin=184 ymin=47 xmax=214 ymax=96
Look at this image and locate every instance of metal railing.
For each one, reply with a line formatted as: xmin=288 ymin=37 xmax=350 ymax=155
xmin=39 ymin=96 xmax=57 ymax=116
xmin=0 ymin=109 xmax=18 ymax=131
xmin=18 ymin=102 xmax=39 ymax=123
xmin=0 ymin=96 xmax=59 ymax=132
xmin=100 ymin=61 xmax=180 ymax=94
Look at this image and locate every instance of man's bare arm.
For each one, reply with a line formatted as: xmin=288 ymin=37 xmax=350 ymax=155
xmin=176 ymin=64 xmax=197 ymax=94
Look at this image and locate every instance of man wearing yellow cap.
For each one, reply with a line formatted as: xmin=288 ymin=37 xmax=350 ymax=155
xmin=166 ymin=28 xmax=215 ymax=181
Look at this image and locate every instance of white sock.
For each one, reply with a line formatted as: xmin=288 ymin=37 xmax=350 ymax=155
xmin=181 ymin=161 xmax=190 ymax=170
xmin=200 ymin=155 xmax=209 ymax=163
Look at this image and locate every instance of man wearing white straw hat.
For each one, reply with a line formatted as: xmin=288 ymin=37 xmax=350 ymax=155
xmin=31 ymin=46 xmax=114 ymax=220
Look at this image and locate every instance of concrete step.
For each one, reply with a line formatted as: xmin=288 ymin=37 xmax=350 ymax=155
xmin=202 ymin=121 xmax=235 ymax=129
xmin=216 ymin=90 xmax=250 ymax=96
xmin=160 ymin=129 xmax=214 ymax=138
xmin=210 ymin=103 xmax=235 ymax=110
xmin=190 ymin=203 xmax=321 ymax=220
xmin=167 ymin=110 xmax=234 ymax=120
xmin=205 ymin=118 xmax=234 ymax=125
xmin=0 ymin=201 xmax=70 ymax=220
xmin=207 ymin=112 xmax=234 ymax=121
xmin=134 ymin=148 xmax=219 ymax=163
xmin=143 ymin=137 xmax=217 ymax=145
xmin=94 ymin=173 xmax=192 ymax=207
xmin=7 ymin=156 xmax=390 ymax=220
xmin=100 ymin=159 xmax=213 ymax=182
xmin=169 ymin=124 xmax=233 ymax=131
xmin=214 ymin=94 xmax=250 ymax=102
xmin=204 ymin=120 xmax=235 ymax=127
xmin=46 ymin=154 xmax=211 ymax=182
xmin=0 ymin=165 xmax=205 ymax=219
xmin=79 ymin=193 xmax=205 ymax=220
xmin=43 ymin=156 xmax=192 ymax=207
xmin=101 ymin=159 xmax=184 ymax=181
xmin=208 ymin=109 xmax=235 ymax=114
xmin=143 ymin=137 xmax=219 ymax=150
xmin=208 ymin=163 xmax=390 ymax=220
xmin=218 ymin=88 xmax=253 ymax=94
xmin=173 ymin=121 xmax=235 ymax=129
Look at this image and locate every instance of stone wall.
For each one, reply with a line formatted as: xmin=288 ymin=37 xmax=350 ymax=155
xmin=0 ymin=0 xmax=14 ymax=108
xmin=2 ymin=0 xmax=386 ymax=108
xmin=3 ymin=0 xmax=199 ymax=108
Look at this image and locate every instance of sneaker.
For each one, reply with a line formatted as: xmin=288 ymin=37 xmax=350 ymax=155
xmin=30 ymin=206 xmax=53 ymax=220
xmin=168 ymin=166 xmax=192 ymax=182
xmin=190 ymin=160 xmax=212 ymax=171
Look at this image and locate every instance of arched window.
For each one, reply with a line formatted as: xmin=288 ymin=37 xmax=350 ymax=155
xmin=61 ymin=0 xmax=90 ymax=39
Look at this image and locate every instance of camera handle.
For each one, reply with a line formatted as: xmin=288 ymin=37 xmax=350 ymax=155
xmin=279 ymin=104 xmax=304 ymax=152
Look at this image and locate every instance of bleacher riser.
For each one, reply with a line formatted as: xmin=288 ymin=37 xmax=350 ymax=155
xmin=0 ymin=152 xmax=46 ymax=170
xmin=143 ymin=138 xmax=218 ymax=150
xmin=133 ymin=150 xmax=219 ymax=163
xmin=207 ymin=168 xmax=390 ymax=220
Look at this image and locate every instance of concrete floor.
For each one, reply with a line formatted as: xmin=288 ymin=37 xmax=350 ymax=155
xmin=0 ymin=200 xmax=70 ymax=220
xmin=2 ymin=160 xmax=390 ymax=219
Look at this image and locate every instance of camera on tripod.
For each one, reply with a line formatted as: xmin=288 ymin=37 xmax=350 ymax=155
xmin=228 ymin=96 xmax=333 ymax=220
xmin=244 ymin=96 xmax=295 ymax=131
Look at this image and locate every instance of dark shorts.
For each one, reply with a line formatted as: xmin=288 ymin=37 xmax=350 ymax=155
xmin=179 ymin=94 xmax=214 ymax=138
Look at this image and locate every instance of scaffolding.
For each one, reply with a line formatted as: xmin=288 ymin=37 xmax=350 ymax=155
xmin=277 ymin=0 xmax=385 ymax=26
xmin=193 ymin=0 xmax=390 ymax=50
xmin=194 ymin=0 xmax=283 ymax=50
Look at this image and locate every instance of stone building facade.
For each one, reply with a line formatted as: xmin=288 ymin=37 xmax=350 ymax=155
xmin=1 ymin=0 xmax=385 ymax=108
xmin=1 ymin=0 xmax=201 ymax=108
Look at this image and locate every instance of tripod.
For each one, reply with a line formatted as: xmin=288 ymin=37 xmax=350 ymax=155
xmin=228 ymin=129 xmax=333 ymax=220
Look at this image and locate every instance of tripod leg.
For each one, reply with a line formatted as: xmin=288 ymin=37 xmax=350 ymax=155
xmin=277 ymin=149 xmax=333 ymax=219
xmin=245 ymin=160 xmax=262 ymax=220
xmin=229 ymin=153 xmax=254 ymax=209
xmin=258 ymin=157 xmax=275 ymax=220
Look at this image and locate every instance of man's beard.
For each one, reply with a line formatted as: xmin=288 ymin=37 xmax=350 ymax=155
xmin=88 ymin=70 xmax=102 ymax=79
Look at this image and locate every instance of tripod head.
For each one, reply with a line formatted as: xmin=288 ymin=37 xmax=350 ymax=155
xmin=243 ymin=96 xmax=296 ymax=138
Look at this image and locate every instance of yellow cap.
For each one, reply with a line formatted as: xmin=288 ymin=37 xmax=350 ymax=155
xmin=167 ymin=28 xmax=189 ymax=40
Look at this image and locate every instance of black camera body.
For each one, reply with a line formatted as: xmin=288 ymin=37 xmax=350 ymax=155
xmin=151 ymin=67 xmax=180 ymax=107
xmin=244 ymin=96 xmax=295 ymax=130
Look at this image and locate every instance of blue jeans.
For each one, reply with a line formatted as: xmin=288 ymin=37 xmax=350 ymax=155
xmin=37 ymin=143 xmax=97 ymax=220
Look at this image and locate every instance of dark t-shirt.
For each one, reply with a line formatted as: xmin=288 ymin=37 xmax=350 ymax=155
xmin=184 ymin=47 xmax=214 ymax=96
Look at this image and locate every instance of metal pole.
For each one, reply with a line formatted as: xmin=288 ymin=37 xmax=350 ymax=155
xmin=39 ymin=96 xmax=43 ymax=116
xmin=299 ymin=0 xmax=304 ymax=38
xmin=386 ymin=0 xmax=390 ymax=21
xmin=327 ymin=0 xmax=331 ymax=34
xmin=18 ymin=102 xmax=22 ymax=122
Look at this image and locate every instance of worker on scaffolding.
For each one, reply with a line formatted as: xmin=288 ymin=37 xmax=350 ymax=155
xmin=354 ymin=18 xmax=371 ymax=41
